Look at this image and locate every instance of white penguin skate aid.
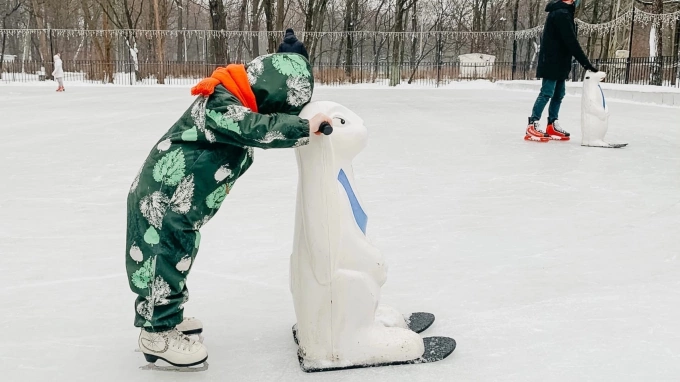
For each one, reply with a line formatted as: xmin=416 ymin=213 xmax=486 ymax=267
xmin=290 ymin=101 xmax=455 ymax=372
xmin=581 ymin=71 xmax=628 ymax=148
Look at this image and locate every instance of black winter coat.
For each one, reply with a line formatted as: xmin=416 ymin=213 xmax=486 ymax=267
xmin=277 ymin=32 xmax=309 ymax=60
xmin=536 ymin=0 xmax=594 ymax=80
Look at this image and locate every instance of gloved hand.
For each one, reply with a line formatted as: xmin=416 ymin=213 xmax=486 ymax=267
xmin=308 ymin=113 xmax=333 ymax=136
xmin=586 ymin=65 xmax=599 ymax=73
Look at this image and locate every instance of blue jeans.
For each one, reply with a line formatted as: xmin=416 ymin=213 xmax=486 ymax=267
xmin=530 ymin=79 xmax=566 ymax=123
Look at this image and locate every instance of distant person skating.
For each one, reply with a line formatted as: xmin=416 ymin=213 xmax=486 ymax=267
xmin=277 ymin=28 xmax=309 ymax=60
xmin=52 ymin=53 xmax=65 ymax=92
xmin=525 ymin=0 xmax=598 ymax=142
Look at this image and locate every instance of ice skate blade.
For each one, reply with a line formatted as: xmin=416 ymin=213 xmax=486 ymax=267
xmin=141 ymin=352 xmax=209 ymax=372
xmin=140 ymin=361 xmax=209 ymax=372
xmin=298 ymin=336 xmax=456 ymax=373
xmin=524 ymin=135 xmax=549 ymax=142
xmin=549 ymin=136 xmax=570 ymax=141
xmin=581 ymin=143 xmax=628 ymax=148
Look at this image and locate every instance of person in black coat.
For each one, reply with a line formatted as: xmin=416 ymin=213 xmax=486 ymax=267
xmin=277 ymin=28 xmax=309 ymax=60
xmin=525 ymin=0 xmax=598 ymax=142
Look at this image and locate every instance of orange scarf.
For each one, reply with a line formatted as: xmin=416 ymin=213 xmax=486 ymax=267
xmin=191 ymin=64 xmax=258 ymax=112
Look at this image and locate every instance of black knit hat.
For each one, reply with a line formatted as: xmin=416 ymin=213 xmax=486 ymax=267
xmin=285 ymin=28 xmax=294 ymax=34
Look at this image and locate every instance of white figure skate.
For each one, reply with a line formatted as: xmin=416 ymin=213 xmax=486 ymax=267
xmin=138 ymin=327 xmax=208 ymax=372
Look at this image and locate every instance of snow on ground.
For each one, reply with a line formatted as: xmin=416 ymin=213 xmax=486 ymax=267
xmin=0 ymin=85 xmax=679 ymax=382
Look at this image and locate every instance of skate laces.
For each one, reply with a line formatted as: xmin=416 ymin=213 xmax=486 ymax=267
xmin=165 ymin=328 xmax=198 ymax=351
xmin=531 ymin=121 xmax=545 ymax=134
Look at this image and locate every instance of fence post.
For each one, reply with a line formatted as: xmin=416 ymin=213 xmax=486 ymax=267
xmin=625 ymin=7 xmax=635 ymax=84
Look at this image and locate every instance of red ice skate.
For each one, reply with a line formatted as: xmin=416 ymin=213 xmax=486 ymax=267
xmin=546 ymin=120 xmax=570 ymax=141
xmin=525 ymin=119 xmax=550 ymax=142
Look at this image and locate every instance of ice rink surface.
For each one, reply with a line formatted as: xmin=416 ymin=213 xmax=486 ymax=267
xmin=0 ymin=84 xmax=678 ymax=381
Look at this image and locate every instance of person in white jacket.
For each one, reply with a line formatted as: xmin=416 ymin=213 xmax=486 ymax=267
xmin=52 ymin=53 xmax=64 ymax=92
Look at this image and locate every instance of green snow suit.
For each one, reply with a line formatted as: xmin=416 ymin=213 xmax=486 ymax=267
xmin=126 ymin=53 xmax=314 ymax=331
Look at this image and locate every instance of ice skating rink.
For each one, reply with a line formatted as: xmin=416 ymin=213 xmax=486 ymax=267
xmin=1 ymin=84 xmax=678 ymax=381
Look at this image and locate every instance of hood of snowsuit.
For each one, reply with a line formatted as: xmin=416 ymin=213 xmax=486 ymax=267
xmin=244 ymin=53 xmax=314 ymax=116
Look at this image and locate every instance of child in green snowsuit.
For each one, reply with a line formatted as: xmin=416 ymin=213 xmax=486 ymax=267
xmin=126 ymin=53 xmax=330 ymax=339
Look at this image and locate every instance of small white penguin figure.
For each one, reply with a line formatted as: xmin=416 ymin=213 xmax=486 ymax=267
xmin=581 ymin=71 xmax=628 ymax=148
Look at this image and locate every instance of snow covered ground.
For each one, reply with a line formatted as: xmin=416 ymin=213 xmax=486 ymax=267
xmin=1 ymin=84 xmax=679 ymax=381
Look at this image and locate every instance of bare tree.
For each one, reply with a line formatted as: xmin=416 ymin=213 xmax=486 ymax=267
xmin=250 ymin=0 xmax=261 ymax=57
xmin=343 ymin=0 xmax=358 ymax=77
xmin=651 ymin=0 xmax=664 ymax=85
xmin=151 ymin=0 xmax=171 ymax=83
xmin=208 ymin=0 xmax=228 ymax=63
xmin=98 ymin=0 xmax=146 ymax=80
xmin=0 ymin=0 xmax=23 ymax=73
xmin=236 ymin=0 xmax=248 ymax=61
xmin=29 ymin=0 xmax=49 ymax=63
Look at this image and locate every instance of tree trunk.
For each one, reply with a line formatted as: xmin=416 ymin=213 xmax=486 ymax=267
xmin=650 ymin=0 xmax=663 ymax=86
xmin=511 ymin=0 xmax=519 ymax=79
xmin=263 ymin=0 xmax=276 ymax=53
xmin=152 ymin=0 xmax=166 ymax=83
xmin=602 ymin=2 xmax=615 ymax=59
xmin=30 ymin=0 xmax=48 ymax=64
xmin=304 ymin=0 xmax=329 ymax=64
xmin=250 ymin=0 xmax=260 ymax=57
xmin=209 ymin=0 xmax=229 ymax=64
xmin=237 ymin=0 xmax=249 ymax=61
xmin=176 ymin=0 xmax=185 ymax=61
xmin=587 ymin=0 xmax=600 ymax=58
xmin=1 ymin=1 xmax=23 ymax=75
xmin=672 ymin=18 xmax=680 ymax=86
xmin=410 ymin=0 xmax=418 ymax=70
xmin=343 ymin=0 xmax=355 ymax=77
xmin=610 ymin=0 xmax=622 ymax=54
xmin=0 ymin=25 xmax=7 ymax=75
xmin=102 ymin=7 xmax=114 ymax=83
xmin=389 ymin=0 xmax=405 ymax=86
xmin=276 ymin=0 xmax=284 ymax=31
